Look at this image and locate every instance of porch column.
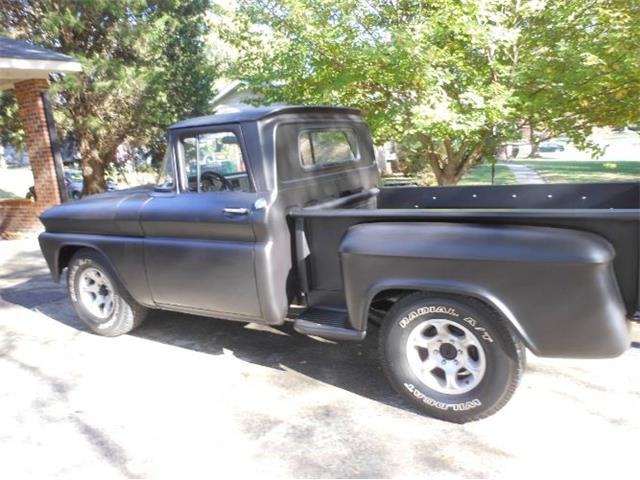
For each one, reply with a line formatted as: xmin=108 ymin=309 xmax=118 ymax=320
xmin=14 ymin=78 xmax=62 ymax=210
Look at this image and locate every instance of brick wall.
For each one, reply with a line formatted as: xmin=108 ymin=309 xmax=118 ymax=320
xmin=0 ymin=78 xmax=61 ymax=238
xmin=0 ymin=199 xmax=43 ymax=239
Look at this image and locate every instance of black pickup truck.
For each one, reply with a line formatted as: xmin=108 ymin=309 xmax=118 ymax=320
xmin=39 ymin=106 xmax=639 ymax=423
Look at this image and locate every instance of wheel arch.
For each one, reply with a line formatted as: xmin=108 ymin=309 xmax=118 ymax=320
xmin=39 ymin=234 xmax=128 ymax=289
xmin=56 ymin=243 xmax=120 ymax=283
xmin=58 ymin=244 xmax=84 ymax=278
xmin=363 ymin=280 xmax=537 ymax=354
xmin=39 ymin=232 xmax=154 ymax=307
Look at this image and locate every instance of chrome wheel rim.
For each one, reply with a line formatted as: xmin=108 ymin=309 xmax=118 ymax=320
xmin=78 ymin=267 xmax=115 ymax=321
xmin=406 ymin=318 xmax=486 ymax=394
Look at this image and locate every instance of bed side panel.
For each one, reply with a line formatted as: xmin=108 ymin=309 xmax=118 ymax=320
xmin=340 ymin=222 xmax=629 ymax=358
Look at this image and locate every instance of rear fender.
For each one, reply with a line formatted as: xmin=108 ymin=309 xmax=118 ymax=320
xmin=340 ymin=222 xmax=629 ymax=358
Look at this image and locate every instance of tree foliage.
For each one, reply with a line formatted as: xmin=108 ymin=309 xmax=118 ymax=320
xmin=223 ymin=0 xmax=640 ymax=184
xmin=0 ymin=90 xmax=23 ymax=148
xmin=514 ymin=0 xmax=640 ymax=156
xmin=1 ymin=0 xmax=217 ymax=194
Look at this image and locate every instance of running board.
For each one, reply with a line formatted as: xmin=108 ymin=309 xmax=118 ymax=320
xmin=294 ymin=307 xmax=366 ymax=341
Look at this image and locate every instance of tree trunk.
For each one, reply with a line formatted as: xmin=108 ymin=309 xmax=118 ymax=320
xmin=527 ymin=123 xmax=551 ymax=159
xmin=148 ymin=139 xmax=167 ymax=172
xmin=416 ymin=132 xmax=488 ymax=186
xmin=78 ymin=134 xmax=107 ymax=195
xmin=528 ymin=126 xmax=541 ymax=158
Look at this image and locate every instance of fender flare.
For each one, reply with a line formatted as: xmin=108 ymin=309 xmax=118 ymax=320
xmin=53 ymin=242 xmax=124 ymax=285
xmin=361 ymin=278 xmax=537 ymax=354
xmin=38 ymin=232 xmax=148 ymax=306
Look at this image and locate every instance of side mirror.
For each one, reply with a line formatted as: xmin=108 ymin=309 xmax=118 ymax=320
xmin=154 ymin=182 xmax=175 ymax=193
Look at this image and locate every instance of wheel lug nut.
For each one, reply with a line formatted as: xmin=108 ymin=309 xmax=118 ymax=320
xmin=458 ymin=349 xmax=462 ymax=354
xmin=434 ymin=350 xmax=439 ymax=355
xmin=441 ymin=360 xmax=446 ymax=365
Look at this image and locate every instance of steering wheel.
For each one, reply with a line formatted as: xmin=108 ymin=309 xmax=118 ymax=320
xmin=200 ymin=171 xmax=233 ymax=192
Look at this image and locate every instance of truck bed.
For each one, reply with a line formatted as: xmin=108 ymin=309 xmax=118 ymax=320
xmin=291 ymin=182 xmax=640 ymax=317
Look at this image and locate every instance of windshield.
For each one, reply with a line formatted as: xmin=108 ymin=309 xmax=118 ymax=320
xmin=156 ymin=148 xmax=175 ymax=189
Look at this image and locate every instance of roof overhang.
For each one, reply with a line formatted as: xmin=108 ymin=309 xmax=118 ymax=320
xmin=0 ymin=57 xmax=82 ymax=91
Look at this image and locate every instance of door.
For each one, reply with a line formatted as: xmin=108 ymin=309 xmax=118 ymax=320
xmin=140 ymin=125 xmax=262 ymax=319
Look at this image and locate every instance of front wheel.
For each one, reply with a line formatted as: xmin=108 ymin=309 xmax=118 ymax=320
xmin=379 ymin=293 xmax=525 ymax=423
xmin=67 ymin=248 xmax=148 ymax=336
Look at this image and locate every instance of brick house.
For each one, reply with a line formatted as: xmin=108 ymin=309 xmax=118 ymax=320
xmin=0 ymin=36 xmax=81 ymax=238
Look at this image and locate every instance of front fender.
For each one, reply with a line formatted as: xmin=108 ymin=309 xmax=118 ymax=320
xmin=340 ymin=222 xmax=629 ymax=358
xmin=38 ymin=232 xmax=154 ymax=307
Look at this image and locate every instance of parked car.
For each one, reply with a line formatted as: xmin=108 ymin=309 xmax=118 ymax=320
xmin=65 ymin=170 xmax=118 ymax=199
xmin=38 ymin=106 xmax=639 ymax=423
xmin=538 ymin=141 xmax=565 ymax=152
xmin=26 ymin=170 xmax=117 ymax=200
xmin=64 ymin=170 xmax=84 ymax=199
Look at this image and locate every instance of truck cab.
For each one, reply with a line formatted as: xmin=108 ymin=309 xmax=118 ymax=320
xmin=142 ymin=106 xmax=377 ymax=325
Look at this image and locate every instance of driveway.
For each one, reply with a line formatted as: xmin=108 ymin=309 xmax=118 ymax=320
xmin=1 ymin=239 xmax=639 ymax=478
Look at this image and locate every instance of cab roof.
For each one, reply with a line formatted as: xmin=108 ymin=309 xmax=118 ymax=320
xmin=168 ymin=105 xmax=362 ymax=130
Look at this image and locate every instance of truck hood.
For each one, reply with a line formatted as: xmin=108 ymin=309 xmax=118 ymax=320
xmin=40 ymin=184 xmax=155 ymax=236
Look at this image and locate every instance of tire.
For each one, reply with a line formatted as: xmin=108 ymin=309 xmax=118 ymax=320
xmin=67 ymin=248 xmax=148 ymax=336
xmin=379 ymin=293 xmax=525 ymax=423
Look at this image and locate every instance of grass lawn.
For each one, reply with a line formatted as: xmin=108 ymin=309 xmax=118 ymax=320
xmin=516 ymin=160 xmax=640 ymax=183
xmin=375 ymin=160 xmax=637 ymax=187
xmin=458 ymin=164 xmax=518 ymax=185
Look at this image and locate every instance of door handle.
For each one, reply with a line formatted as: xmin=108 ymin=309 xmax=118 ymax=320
xmin=223 ymin=207 xmax=249 ymax=215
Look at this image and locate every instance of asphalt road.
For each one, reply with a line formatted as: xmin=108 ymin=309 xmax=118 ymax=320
xmin=1 ymin=239 xmax=639 ymax=479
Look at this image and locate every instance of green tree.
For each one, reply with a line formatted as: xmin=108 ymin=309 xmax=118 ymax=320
xmin=135 ymin=0 xmax=220 ymax=169
xmin=514 ymin=0 xmax=640 ymax=157
xmin=0 ymin=90 xmax=23 ymax=149
xmin=1 ymin=0 xmax=217 ymax=194
xmin=223 ymin=0 xmax=640 ymax=185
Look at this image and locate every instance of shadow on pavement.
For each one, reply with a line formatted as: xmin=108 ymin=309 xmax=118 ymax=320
xmin=136 ymin=310 xmax=412 ymax=412
xmin=0 ymin=274 xmax=416 ymax=416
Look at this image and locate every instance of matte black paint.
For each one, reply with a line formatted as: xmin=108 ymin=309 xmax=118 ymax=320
xmin=339 ymin=222 xmax=629 ymax=357
xmin=38 ymin=106 xmax=639 ymax=359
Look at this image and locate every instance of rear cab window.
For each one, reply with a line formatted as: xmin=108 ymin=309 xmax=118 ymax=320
xmin=299 ymin=129 xmax=359 ymax=168
xmin=274 ymin=120 xmax=376 ymax=185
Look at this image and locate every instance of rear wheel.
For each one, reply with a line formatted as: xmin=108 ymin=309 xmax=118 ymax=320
xmin=67 ymin=248 xmax=147 ymax=336
xmin=379 ymin=293 xmax=525 ymax=423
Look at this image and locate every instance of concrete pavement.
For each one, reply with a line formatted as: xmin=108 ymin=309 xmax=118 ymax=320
xmin=1 ymin=239 xmax=639 ymax=478
xmin=500 ymin=163 xmax=545 ymax=184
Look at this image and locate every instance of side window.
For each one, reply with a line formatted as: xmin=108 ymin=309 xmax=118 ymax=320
xmin=180 ymin=131 xmax=252 ymax=193
xmin=299 ymin=129 xmax=359 ymax=168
